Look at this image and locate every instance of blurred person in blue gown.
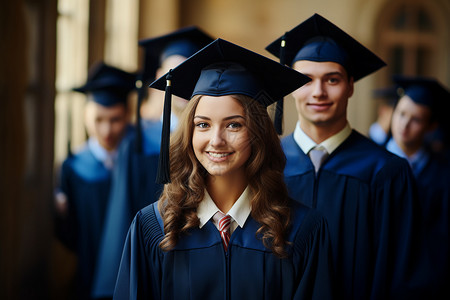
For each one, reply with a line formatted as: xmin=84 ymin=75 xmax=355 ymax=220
xmin=90 ymin=27 xmax=214 ymax=299
xmin=386 ymin=75 xmax=450 ymax=299
xmin=368 ymin=86 xmax=398 ymax=146
xmin=54 ymin=62 xmax=136 ymax=299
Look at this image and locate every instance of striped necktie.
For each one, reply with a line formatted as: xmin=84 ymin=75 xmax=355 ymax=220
xmin=214 ymin=212 xmax=232 ymax=251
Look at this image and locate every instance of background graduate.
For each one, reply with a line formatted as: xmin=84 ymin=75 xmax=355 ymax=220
xmin=91 ymin=27 xmax=214 ymax=298
xmin=114 ymin=38 xmax=335 ymax=299
xmin=266 ymin=14 xmax=419 ymax=299
xmin=54 ymin=62 xmax=136 ymax=299
xmin=368 ymin=86 xmax=398 ymax=146
xmin=386 ymin=75 xmax=450 ymax=298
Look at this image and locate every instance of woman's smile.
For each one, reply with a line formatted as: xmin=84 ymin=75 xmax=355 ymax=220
xmin=193 ymin=95 xmax=251 ymax=178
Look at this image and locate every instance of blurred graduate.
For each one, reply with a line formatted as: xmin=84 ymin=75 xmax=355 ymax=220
xmin=266 ymin=14 xmax=420 ymax=299
xmin=386 ymin=75 xmax=450 ymax=298
xmin=368 ymin=86 xmax=398 ymax=146
xmin=54 ymin=62 xmax=136 ymax=299
xmin=91 ymin=27 xmax=214 ymax=298
xmin=114 ymin=38 xmax=335 ymax=299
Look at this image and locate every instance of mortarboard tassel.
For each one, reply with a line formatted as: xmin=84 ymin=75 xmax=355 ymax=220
xmin=156 ymin=70 xmax=173 ymax=184
xmin=67 ymin=93 xmax=73 ymax=157
xmin=135 ymin=78 xmax=144 ymax=154
xmin=274 ymin=33 xmax=287 ymax=135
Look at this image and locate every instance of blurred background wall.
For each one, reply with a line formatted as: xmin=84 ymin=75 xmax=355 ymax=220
xmin=1 ymin=0 xmax=449 ymax=298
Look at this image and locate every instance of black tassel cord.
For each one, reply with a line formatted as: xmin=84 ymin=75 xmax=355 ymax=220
xmin=135 ymin=78 xmax=144 ymax=154
xmin=156 ymin=70 xmax=173 ymax=184
xmin=274 ymin=33 xmax=287 ymax=135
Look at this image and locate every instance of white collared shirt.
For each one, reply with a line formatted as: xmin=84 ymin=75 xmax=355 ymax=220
xmin=369 ymin=122 xmax=388 ymax=145
xmin=293 ymin=121 xmax=352 ymax=155
xmin=197 ymin=187 xmax=252 ymax=234
xmin=87 ymin=137 xmax=118 ymax=170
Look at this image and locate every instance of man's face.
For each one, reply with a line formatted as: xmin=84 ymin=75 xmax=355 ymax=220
xmin=85 ymin=100 xmax=128 ymax=151
xmin=391 ymin=95 xmax=434 ymax=151
xmin=291 ymin=60 xmax=354 ymax=130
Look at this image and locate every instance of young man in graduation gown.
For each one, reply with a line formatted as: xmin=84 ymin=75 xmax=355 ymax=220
xmin=90 ymin=27 xmax=214 ymax=299
xmin=386 ymin=76 xmax=450 ymax=298
xmin=266 ymin=14 xmax=419 ymax=299
xmin=114 ymin=37 xmax=335 ymax=300
xmin=54 ymin=62 xmax=136 ymax=300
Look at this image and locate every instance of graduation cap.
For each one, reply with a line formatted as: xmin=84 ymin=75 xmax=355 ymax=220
xmin=73 ymin=61 xmax=137 ymax=106
xmin=67 ymin=62 xmax=136 ymax=157
xmin=265 ymin=13 xmax=386 ymax=80
xmin=134 ymin=27 xmax=215 ymax=153
xmin=393 ymin=75 xmax=450 ymax=121
xmin=265 ymin=14 xmax=386 ymax=133
xmin=149 ymin=38 xmax=311 ymax=184
xmin=138 ymin=26 xmax=215 ymax=83
xmin=372 ymin=86 xmax=399 ymax=107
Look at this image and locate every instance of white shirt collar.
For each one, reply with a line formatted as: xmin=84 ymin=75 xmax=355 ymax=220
xmin=87 ymin=137 xmax=117 ymax=170
xmin=197 ymin=186 xmax=252 ymax=230
xmin=369 ymin=122 xmax=388 ymax=145
xmin=293 ymin=121 xmax=352 ymax=154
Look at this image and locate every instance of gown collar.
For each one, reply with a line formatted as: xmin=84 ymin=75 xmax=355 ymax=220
xmin=293 ymin=121 xmax=352 ymax=155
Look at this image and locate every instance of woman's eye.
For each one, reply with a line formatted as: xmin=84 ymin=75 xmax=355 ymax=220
xmin=195 ymin=122 xmax=209 ymax=128
xmin=227 ymin=122 xmax=243 ymax=129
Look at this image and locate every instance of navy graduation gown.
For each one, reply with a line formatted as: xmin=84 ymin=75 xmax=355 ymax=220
xmin=409 ymin=155 xmax=450 ymax=298
xmin=56 ymin=143 xmax=112 ymax=299
xmin=92 ymin=120 xmax=163 ymax=298
xmin=114 ymin=200 xmax=335 ymax=299
xmin=282 ymin=131 xmax=419 ymax=299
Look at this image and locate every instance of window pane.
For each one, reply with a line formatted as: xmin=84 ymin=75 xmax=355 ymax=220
xmin=391 ymin=46 xmax=404 ymax=74
xmin=417 ymin=46 xmax=431 ymax=75
xmin=392 ymin=5 xmax=407 ymax=30
xmin=417 ymin=9 xmax=433 ymax=32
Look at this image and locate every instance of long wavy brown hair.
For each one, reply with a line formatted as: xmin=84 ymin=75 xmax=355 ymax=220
xmin=158 ymin=94 xmax=291 ymax=257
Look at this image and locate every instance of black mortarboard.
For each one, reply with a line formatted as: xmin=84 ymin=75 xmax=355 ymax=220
xmin=393 ymin=75 xmax=450 ymax=120
xmin=265 ymin=14 xmax=386 ymax=134
xmin=150 ymin=38 xmax=311 ymax=184
xmin=265 ymin=13 xmax=386 ymax=81
xmin=138 ymin=26 xmax=214 ymax=80
xmin=73 ymin=62 xmax=137 ymax=106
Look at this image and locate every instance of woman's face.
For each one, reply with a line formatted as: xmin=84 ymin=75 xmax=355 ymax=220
xmin=192 ymin=95 xmax=251 ymax=179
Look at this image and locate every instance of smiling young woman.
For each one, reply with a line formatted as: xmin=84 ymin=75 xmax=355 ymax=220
xmin=192 ymin=95 xmax=251 ymax=182
xmin=114 ymin=38 xmax=335 ymax=300
xmin=161 ymin=93 xmax=291 ymax=254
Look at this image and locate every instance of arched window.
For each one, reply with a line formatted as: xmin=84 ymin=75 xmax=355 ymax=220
xmin=54 ymin=0 xmax=139 ymax=166
xmin=377 ymin=0 xmax=447 ymax=85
